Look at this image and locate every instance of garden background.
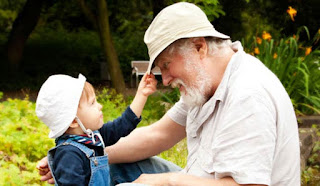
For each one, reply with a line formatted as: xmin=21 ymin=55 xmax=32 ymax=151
xmin=0 ymin=0 xmax=319 ymax=185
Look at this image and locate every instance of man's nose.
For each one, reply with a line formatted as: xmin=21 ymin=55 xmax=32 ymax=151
xmin=161 ymin=71 xmax=172 ymax=86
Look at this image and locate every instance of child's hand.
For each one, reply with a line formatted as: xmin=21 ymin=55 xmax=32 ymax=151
xmin=138 ymin=73 xmax=157 ymax=97
xmin=130 ymin=73 xmax=157 ymax=117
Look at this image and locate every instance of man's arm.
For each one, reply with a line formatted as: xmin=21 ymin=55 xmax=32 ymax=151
xmin=133 ymin=173 xmax=266 ymax=186
xmin=106 ymin=113 xmax=186 ymax=164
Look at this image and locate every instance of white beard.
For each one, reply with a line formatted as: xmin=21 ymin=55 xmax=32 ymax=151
xmin=171 ymin=70 xmax=211 ymax=107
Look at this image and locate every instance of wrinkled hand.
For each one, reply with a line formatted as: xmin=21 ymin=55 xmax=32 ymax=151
xmin=36 ymin=156 xmax=54 ymax=184
xmin=138 ymin=73 xmax=157 ymax=96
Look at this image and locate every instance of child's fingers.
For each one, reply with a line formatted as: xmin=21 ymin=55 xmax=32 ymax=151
xmin=40 ymin=169 xmax=54 ymax=182
xmin=142 ymin=73 xmax=152 ymax=82
xmin=148 ymin=73 xmax=155 ymax=78
xmin=146 ymin=74 xmax=156 ymax=83
xmin=38 ymin=168 xmax=49 ymax=177
xmin=146 ymin=79 xmax=157 ymax=88
xmin=150 ymin=77 xmax=157 ymax=84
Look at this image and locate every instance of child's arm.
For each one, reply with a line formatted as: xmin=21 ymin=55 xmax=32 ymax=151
xmin=99 ymin=73 xmax=157 ymax=146
xmin=130 ymin=73 xmax=157 ymax=117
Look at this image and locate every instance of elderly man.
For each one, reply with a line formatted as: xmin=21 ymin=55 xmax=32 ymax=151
xmin=38 ymin=2 xmax=300 ymax=186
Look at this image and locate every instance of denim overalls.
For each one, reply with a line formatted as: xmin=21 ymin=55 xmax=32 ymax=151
xmin=48 ymin=138 xmax=111 ymax=186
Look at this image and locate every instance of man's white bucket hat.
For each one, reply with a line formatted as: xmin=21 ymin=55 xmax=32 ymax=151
xmin=36 ymin=74 xmax=86 ymax=138
xmin=144 ymin=2 xmax=230 ymax=74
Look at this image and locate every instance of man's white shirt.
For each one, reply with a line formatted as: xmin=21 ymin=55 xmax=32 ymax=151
xmin=167 ymin=41 xmax=300 ymax=186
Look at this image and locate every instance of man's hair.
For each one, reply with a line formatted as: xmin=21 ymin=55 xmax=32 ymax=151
xmin=79 ymin=82 xmax=95 ymax=107
xmin=164 ymin=37 xmax=232 ymax=57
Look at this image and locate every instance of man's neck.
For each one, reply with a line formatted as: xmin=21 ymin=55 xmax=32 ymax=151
xmin=208 ymin=47 xmax=235 ymax=95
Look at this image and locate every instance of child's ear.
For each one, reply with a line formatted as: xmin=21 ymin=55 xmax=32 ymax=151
xmin=69 ymin=119 xmax=79 ymax=128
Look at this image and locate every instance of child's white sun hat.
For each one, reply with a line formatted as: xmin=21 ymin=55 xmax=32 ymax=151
xmin=36 ymin=74 xmax=86 ymax=138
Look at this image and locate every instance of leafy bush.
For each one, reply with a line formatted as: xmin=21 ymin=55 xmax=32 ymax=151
xmin=243 ymin=27 xmax=320 ymax=115
xmin=301 ymin=124 xmax=320 ymax=185
xmin=0 ymin=95 xmax=54 ymax=185
xmin=97 ymin=88 xmax=128 ymax=121
xmin=97 ymin=88 xmax=168 ymax=126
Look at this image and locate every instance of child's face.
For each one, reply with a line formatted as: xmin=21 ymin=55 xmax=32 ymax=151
xmin=76 ymin=90 xmax=104 ymax=132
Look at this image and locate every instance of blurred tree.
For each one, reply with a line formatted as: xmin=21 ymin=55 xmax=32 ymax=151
xmin=75 ymin=0 xmax=125 ymax=93
xmin=96 ymin=0 xmax=125 ymax=93
xmin=153 ymin=0 xmax=165 ymax=17
xmin=3 ymin=0 xmax=126 ymax=93
xmin=5 ymin=0 xmax=46 ymax=76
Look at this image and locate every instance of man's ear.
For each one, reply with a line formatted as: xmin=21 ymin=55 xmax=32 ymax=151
xmin=191 ymin=37 xmax=207 ymax=59
xmin=69 ymin=119 xmax=79 ymax=128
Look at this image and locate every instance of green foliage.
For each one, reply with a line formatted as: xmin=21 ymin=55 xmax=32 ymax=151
xmin=158 ymin=88 xmax=180 ymax=105
xmin=0 ymin=0 xmax=26 ymax=32
xmin=109 ymin=1 xmax=153 ymax=81
xmin=301 ymin=124 xmax=320 ymax=185
xmin=96 ymin=87 xmax=177 ymax=127
xmin=187 ymin=0 xmax=225 ymax=21
xmin=138 ymin=93 xmax=167 ymax=126
xmin=0 ymin=0 xmax=26 ymax=10
xmin=97 ymin=88 xmax=128 ymax=121
xmin=168 ymin=0 xmax=225 ymax=21
xmin=243 ymin=27 xmax=320 ymax=115
xmin=159 ymin=139 xmax=187 ymax=168
xmin=0 ymin=27 xmax=103 ymax=90
xmin=0 ymin=9 xmax=17 ymax=32
xmin=0 ymin=95 xmax=54 ymax=185
xmin=240 ymin=10 xmax=281 ymax=42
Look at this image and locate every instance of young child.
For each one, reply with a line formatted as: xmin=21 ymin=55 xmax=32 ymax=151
xmin=35 ymin=73 xmax=157 ymax=186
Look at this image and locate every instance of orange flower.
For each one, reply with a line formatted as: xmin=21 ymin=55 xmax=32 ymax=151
xmin=273 ymin=53 xmax=278 ymax=59
xmin=293 ymin=34 xmax=296 ymax=39
xmin=305 ymin=47 xmax=312 ymax=56
xmin=256 ymin=37 xmax=262 ymax=44
xmin=254 ymin=47 xmax=260 ymax=55
xmin=287 ymin=6 xmax=297 ymax=21
xmin=262 ymin=31 xmax=272 ymax=41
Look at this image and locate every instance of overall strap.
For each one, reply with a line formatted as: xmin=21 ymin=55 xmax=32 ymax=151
xmin=56 ymin=138 xmax=95 ymax=158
